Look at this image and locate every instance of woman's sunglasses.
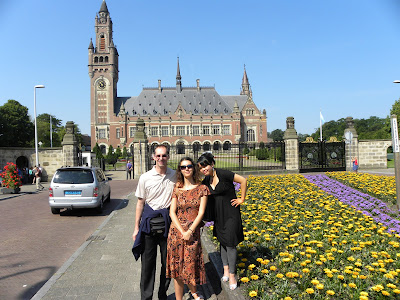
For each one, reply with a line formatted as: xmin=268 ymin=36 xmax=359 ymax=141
xmin=179 ymin=164 xmax=193 ymax=170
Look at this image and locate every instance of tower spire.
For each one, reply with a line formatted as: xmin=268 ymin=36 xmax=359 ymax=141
xmin=240 ymin=64 xmax=250 ymax=96
xmin=99 ymin=0 xmax=109 ymax=14
xmin=176 ymin=57 xmax=182 ymax=93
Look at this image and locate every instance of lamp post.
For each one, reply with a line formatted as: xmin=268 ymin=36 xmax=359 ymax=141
xmin=50 ymin=115 xmax=52 ymax=148
xmin=392 ymin=81 xmax=400 ymax=210
xmin=34 ymin=85 xmax=45 ymax=167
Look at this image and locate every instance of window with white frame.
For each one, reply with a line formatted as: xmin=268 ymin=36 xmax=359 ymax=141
xmin=116 ymin=128 xmax=120 ymax=138
xmin=99 ymin=129 xmax=106 ymax=139
xmin=161 ymin=126 xmax=169 ymax=136
xmin=130 ymin=127 xmax=136 ymax=137
xmin=151 ymin=126 xmax=159 ymax=136
xmin=171 ymin=126 xmax=175 ymax=136
xmin=222 ymin=125 xmax=230 ymax=135
xmin=247 ymin=129 xmax=255 ymax=142
xmin=193 ymin=125 xmax=200 ymax=136
xmin=176 ymin=126 xmax=185 ymax=136
xmin=203 ymin=125 xmax=210 ymax=135
xmin=212 ymin=125 xmax=220 ymax=135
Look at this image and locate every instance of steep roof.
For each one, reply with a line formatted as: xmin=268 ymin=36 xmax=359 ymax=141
xmin=115 ymin=87 xmax=248 ymax=117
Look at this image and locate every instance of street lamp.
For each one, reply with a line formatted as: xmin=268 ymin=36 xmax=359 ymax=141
xmin=392 ymin=81 xmax=400 ymax=210
xmin=34 ymin=85 xmax=45 ymax=167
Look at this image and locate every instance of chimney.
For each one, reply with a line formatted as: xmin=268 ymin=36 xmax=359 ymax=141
xmin=196 ymin=79 xmax=200 ymax=92
xmin=158 ymin=80 xmax=161 ymax=93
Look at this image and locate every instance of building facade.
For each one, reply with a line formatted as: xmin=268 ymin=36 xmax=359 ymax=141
xmin=89 ymin=1 xmax=267 ymax=154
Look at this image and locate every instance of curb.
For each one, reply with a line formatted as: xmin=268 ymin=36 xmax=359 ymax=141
xmin=31 ymin=191 xmax=133 ymax=300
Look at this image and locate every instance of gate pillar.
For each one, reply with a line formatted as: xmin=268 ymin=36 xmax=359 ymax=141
xmin=284 ymin=117 xmax=299 ymax=172
xmin=132 ymin=118 xmax=149 ymax=179
xmin=343 ymin=117 xmax=358 ymax=171
xmin=62 ymin=121 xmax=79 ymax=167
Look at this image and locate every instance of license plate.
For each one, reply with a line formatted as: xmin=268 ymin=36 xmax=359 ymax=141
xmin=65 ymin=190 xmax=82 ymax=195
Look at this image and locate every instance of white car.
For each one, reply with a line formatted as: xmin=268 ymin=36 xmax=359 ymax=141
xmin=49 ymin=167 xmax=111 ymax=214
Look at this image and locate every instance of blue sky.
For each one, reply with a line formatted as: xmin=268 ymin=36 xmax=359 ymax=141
xmin=2 ymin=0 xmax=400 ymax=136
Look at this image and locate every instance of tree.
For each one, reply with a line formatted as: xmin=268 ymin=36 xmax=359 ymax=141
xmin=311 ymin=118 xmax=347 ymax=141
xmin=115 ymin=146 xmax=122 ymax=158
xmin=270 ymin=129 xmax=284 ymax=141
xmin=0 ymin=100 xmax=34 ymax=147
xmin=298 ymin=133 xmax=310 ymax=142
xmin=122 ymin=146 xmax=128 ymax=158
xmin=105 ymin=145 xmax=118 ymax=169
xmin=36 ymin=113 xmax=63 ymax=147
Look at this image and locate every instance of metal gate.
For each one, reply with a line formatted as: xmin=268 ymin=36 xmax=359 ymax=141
xmin=299 ymin=141 xmax=345 ymax=172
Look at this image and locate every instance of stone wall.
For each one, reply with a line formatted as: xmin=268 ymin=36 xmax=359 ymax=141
xmin=358 ymin=140 xmax=392 ymax=169
xmin=0 ymin=147 xmax=63 ymax=181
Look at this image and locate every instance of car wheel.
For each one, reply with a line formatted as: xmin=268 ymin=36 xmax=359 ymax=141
xmin=105 ymin=192 xmax=111 ymax=202
xmin=96 ymin=198 xmax=103 ymax=214
xmin=51 ymin=208 xmax=60 ymax=214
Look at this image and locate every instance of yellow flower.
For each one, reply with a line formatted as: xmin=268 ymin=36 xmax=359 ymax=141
xmin=250 ymin=275 xmax=259 ymax=280
xmin=306 ymin=288 xmax=314 ymax=294
xmin=284 ymin=297 xmax=292 ymax=300
xmin=372 ymin=285 xmax=384 ymax=292
xmin=270 ymin=266 xmax=277 ymax=271
xmin=381 ymin=290 xmax=390 ymax=296
xmin=261 ymin=269 xmax=269 ymax=274
xmin=248 ymin=264 xmax=256 ymax=270
xmin=276 ymin=273 xmax=284 ymax=278
xmin=302 ymin=268 xmax=310 ymax=273
xmin=311 ymin=279 xmax=320 ymax=285
xmin=249 ymin=290 xmax=257 ymax=297
xmin=337 ymin=275 xmax=344 ymax=280
xmin=240 ymin=277 xmax=249 ymax=283
xmin=393 ymin=289 xmax=400 ymax=294
xmin=316 ymin=284 xmax=324 ymax=290
xmin=326 ymin=290 xmax=335 ymax=295
xmin=349 ymin=283 xmax=357 ymax=288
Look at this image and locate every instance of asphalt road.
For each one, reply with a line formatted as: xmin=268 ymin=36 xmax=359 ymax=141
xmin=0 ymin=179 xmax=135 ymax=300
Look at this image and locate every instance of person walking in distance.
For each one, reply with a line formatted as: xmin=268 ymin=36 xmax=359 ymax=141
xmin=126 ymin=160 xmax=133 ymax=179
xmin=35 ymin=165 xmax=44 ymax=191
xmin=132 ymin=145 xmax=177 ymax=300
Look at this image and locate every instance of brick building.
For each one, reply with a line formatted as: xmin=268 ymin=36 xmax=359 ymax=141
xmin=89 ymin=1 xmax=267 ymax=154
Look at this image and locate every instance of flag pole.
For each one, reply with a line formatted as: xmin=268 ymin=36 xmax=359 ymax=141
xmin=320 ymin=110 xmax=323 ymax=141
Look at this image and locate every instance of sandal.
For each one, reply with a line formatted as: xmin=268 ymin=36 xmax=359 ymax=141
xmin=229 ymin=283 xmax=237 ymax=290
xmin=191 ymin=291 xmax=204 ymax=300
xmin=221 ymin=275 xmax=229 ymax=282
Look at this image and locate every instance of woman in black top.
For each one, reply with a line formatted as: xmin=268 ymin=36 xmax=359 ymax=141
xmin=197 ymin=152 xmax=247 ymax=290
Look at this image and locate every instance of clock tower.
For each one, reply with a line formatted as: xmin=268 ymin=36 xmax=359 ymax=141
xmin=88 ymin=0 xmax=119 ymax=146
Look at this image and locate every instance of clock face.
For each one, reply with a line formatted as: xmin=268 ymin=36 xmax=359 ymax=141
xmin=97 ymin=80 xmax=106 ymax=89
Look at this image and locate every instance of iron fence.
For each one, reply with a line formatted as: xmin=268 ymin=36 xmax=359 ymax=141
xmin=147 ymin=142 xmax=285 ymax=172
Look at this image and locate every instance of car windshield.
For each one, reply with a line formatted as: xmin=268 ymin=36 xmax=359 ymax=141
xmin=53 ymin=169 xmax=94 ymax=184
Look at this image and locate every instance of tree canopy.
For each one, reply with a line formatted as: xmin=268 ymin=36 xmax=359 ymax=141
xmin=36 ymin=113 xmax=63 ymax=147
xmin=0 ymin=100 xmax=34 ymax=147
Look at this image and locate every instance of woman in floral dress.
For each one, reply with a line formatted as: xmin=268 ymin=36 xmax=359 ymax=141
xmin=167 ymin=157 xmax=210 ymax=300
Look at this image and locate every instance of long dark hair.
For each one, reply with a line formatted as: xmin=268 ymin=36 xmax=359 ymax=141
xmin=197 ymin=152 xmax=215 ymax=167
xmin=176 ymin=156 xmax=202 ymax=188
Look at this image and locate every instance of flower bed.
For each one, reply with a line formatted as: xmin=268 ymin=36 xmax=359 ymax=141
xmin=237 ymin=174 xmax=400 ymax=299
xmin=326 ymin=171 xmax=397 ymax=206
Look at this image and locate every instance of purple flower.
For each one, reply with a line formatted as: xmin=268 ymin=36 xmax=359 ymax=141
xmin=304 ymin=174 xmax=400 ymax=234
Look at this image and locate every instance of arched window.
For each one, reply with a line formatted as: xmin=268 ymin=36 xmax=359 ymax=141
xmin=99 ymin=56 xmax=104 ymax=63
xmin=100 ymin=34 xmax=106 ymax=51
xmin=177 ymin=142 xmax=185 ymax=154
xmin=94 ymin=57 xmax=99 ymax=63
xmin=247 ymin=129 xmax=255 ymax=142
xmin=203 ymin=142 xmax=210 ymax=152
xmin=223 ymin=141 xmax=231 ymax=151
xmin=105 ymin=56 xmax=109 ymax=63
xmin=213 ymin=141 xmax=221 ymax=151
xmin=193 ymin=142 xmax=201 ymax=152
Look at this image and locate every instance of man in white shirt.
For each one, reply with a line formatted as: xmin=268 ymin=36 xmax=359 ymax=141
xmin=132 ymin=145 xmax=176 ymax=300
